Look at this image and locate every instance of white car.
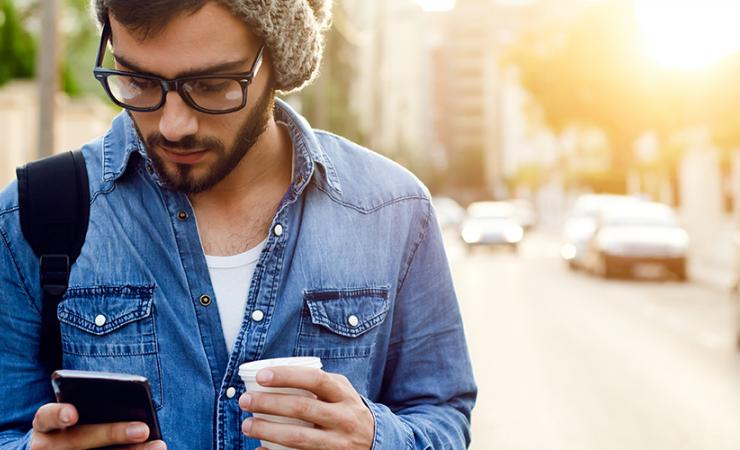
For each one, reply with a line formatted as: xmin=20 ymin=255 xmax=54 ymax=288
xmin=731 ymin=230 xmax=740 ymax=350
xmin=432 ymin=196 xmax=466 ymax=229
xmin=460 ymin=201 xmax=524 ymax=252
xmin=561 ymin=194 xmax=641 ymax=269
xmin=583 ymin=202 xmax=689 ymax=280
xmin=733 ymin=283 xmax=740 ymax=350
xmin=510 ymin=198 xmax=537 ymax=230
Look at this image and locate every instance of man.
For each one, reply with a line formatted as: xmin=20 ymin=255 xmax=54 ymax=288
xmin=0 ymin=1 xmax=477 ymax=449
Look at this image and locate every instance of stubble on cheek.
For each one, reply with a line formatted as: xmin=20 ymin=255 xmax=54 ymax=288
xmin=126 ymin=88 xmax=274 ymax=194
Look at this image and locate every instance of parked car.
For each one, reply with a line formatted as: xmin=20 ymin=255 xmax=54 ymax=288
xmin=583 ymin=202 xmax=689 ymax=280
xmin=561 ymin=194 xmax=641 ymax=270
xmin=736 ymin=300 xmax=740 ymax=350
xmin=510 ymin=198 xmax=537 ymax=230
xmin=432 ymin=196 xmax=466 ymax=229
xmin=460 ymin=201 xmax=524 ymax=252
xmin=731 ymin=230 xmax=740 ymax=350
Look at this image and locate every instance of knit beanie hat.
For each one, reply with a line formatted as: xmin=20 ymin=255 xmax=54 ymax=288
xmin=93 ymin=0 xmax=332 ymax=93
xmin=222 ymin=0 xmax=332 ymax=93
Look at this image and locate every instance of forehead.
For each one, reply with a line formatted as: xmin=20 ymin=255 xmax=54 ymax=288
xmin=109 ymin=2 xmax=258 ymax=78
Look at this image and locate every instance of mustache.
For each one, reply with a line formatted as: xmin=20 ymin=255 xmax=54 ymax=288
xmin=146 ymin=133 xmax=225 ymax=152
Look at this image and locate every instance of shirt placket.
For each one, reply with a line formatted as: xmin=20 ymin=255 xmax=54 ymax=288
xmin=218 ymin=196 xmax=310 ymax=449
xmin=162 ymin=189 xmax=231 ymax=397
xmin=216 ymin=158 xmax=313 ymax=449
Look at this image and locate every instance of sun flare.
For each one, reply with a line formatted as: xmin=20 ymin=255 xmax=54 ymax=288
xmin=635 ymin=0 xmax=740 ymax=70
xmin=415 ymin=0 xmax=456 ymax=12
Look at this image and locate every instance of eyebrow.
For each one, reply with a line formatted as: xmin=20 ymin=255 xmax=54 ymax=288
xmin=112 ymin=53 xmax=251 ymax=78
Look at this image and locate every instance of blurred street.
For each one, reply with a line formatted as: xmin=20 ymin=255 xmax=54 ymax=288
xmin=446 ymin=230 xmax=740 ymax=450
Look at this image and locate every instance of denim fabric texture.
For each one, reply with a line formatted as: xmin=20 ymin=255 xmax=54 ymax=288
xmin=0 ymin=99 xmax=477 ymax=449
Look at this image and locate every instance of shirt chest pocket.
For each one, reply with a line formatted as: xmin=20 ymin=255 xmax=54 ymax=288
xmin=295 ymin=287 xmax=390 ymax=359
xmin=57 ymin=285 xmax=164 ymax=409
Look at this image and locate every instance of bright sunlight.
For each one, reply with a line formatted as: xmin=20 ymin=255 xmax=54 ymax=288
xmin=415 ymin=0 xmax=455 ymax=12
xmin=635 ymin=0 xmax=740 ymax=70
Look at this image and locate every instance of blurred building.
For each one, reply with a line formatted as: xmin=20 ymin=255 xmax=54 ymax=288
xmin=333 ymin=0 xmax=432 ymax=170
xmin=291 ymin=0 xmax=599 ymax=198
xmin=428 ymin=0 xmax=608 ymax=199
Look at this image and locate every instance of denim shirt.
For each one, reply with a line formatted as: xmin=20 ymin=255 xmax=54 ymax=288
xmin=0 ymin=100 xmax=477 ymax=450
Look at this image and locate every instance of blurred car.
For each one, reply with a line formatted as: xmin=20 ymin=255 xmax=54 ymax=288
xmin=561 ymin=194 xmax=641 ymax=270
xmin=432 ymin=196 xmax=466 ymax=229
xmin=731 ymin=230 xmax=740 ymax=350
xmin=460 ymin=201 xmax=524 ymax=251
xmin=510 ymin=198 xmax=537 ymax=230
xmin=582 ymin=202 xmax=689 ymax=280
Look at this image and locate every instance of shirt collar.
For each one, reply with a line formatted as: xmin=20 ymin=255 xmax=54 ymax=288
xmin=102 ymin=98 xmax=342 ymax=196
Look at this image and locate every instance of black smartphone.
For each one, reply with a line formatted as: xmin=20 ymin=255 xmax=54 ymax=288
xmin=51 ymin=370 xmax=161 ymax=441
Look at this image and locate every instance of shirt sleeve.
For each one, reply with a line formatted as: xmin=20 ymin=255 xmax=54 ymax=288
xmin=369 ymin=199 xmax=477 ymax=449
xmin=0 ymin=218 xmax=53 ymax=449
xmin=0 ymin=430 xmax=32 ymax=450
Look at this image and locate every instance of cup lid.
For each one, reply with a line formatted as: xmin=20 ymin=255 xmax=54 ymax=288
xmin=239 ymin=357 xmax=322 ymax=378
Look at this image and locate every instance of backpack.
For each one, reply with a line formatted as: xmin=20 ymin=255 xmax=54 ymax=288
xmin=16 ymin=150 xmax=90 ymax=372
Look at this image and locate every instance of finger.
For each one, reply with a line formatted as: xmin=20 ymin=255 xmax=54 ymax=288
xmin=127 ymin=439 xmax=168 ymax=450
xmin=32 ymin=403 xmax=79 ymax=433
xmin=59 ymin=422 xmax=151 ymax=449
xmin=240 ymin=391 xmax=337 ymax=428
xmin=255 ymin=367 xmax=346 ymax=402
xmin=243 ymin=417 xmax=332 ymax=450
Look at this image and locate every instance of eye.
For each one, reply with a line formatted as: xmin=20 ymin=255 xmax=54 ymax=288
xmin=128 ymin=77 xmax=159 ymax=90
xmin=188 ymin=79 xmax=232 ymax=93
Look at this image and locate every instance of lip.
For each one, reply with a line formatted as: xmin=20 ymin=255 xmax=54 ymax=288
xmin=160 ymin=146 xmax=208 ymax=165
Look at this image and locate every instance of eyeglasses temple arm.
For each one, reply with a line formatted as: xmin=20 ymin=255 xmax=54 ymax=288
xmin=250 ymin=45 xmax=265 ymax=80
xmin=94 ymin=19 xmax=112 ymax=68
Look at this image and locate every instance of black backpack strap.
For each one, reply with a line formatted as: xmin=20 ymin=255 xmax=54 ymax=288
xmin=16 ymin=150 xmax=90 ymax=372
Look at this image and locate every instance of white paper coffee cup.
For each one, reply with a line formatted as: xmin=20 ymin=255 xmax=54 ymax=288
xmin=238 ymin=357 xmax=323 ymax=450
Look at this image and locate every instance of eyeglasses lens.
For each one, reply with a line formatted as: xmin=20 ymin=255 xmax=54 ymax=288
xmin=106 ymin=75 xmax=163 ymax=109
xmin=106 ymin=74 xmax=245 ymax=112
xmin=183 ymin=79 xmax=245 ymax=111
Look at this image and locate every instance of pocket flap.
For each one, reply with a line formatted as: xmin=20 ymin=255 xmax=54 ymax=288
xmin=304 ymin=287 xmax=390 ymax=338
xmin=58 ymin=286 xmax=154 ymax=335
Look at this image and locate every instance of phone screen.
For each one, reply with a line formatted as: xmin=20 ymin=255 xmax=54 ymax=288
xmin=51 ymin=370 xmax=161 ymax=441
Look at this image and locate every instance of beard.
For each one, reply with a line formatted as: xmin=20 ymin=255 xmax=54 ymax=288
xmin=137 ymin=88 xmax=275 ymax=194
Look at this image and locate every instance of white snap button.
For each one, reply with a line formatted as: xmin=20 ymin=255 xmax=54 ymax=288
xmin=226 ymin=387 xmax=237 ymax=399
xmin=347 ymin=315 xmax=360 ymax=328
xmin=251 ymin=310 xmax=265 ymax=322
xmin=95 ymin=314 xmax=107 ymax=327
xmin=273 ymin=224 xmax=284 ymax=237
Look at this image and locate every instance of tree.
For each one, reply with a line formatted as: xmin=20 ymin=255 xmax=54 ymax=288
xmin=0 ymin=0 xmax=103 ymax=96
xmin=0 ymin=0 xmax=36 ymax=86
xmin=61 ymin=0 xmax=103 ymax=96
xmin=508 ymin=0 xmax=694 ymax=194
xmin=705 ymin=53 xmax=740 ymax=152
xmin=296 ymin=2 xmax=364 ymax=145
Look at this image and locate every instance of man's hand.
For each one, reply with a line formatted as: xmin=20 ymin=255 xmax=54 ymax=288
xmin=29 ymin=403 xmax=167 ymax=450
xmin=239 ymin=367 xmax=374 ymax=450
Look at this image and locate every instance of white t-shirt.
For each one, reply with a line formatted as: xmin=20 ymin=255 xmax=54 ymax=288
xmin=205 ymin=238 xmax=268 ymax=353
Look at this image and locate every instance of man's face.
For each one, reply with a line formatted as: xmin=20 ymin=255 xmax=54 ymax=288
xmin=109 ymin=2 xmax=273 ymax=193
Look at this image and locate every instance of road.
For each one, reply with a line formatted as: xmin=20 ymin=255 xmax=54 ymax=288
xmin=446 ymin=229 xmax=740 ymax=450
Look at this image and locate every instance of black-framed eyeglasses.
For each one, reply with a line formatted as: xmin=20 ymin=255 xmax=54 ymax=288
xmin=92 ymin=20 xmax=265 ymax=115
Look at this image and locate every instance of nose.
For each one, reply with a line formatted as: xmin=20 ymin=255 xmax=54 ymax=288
xmin=158 ymin=91 xmax=199 ymax=143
